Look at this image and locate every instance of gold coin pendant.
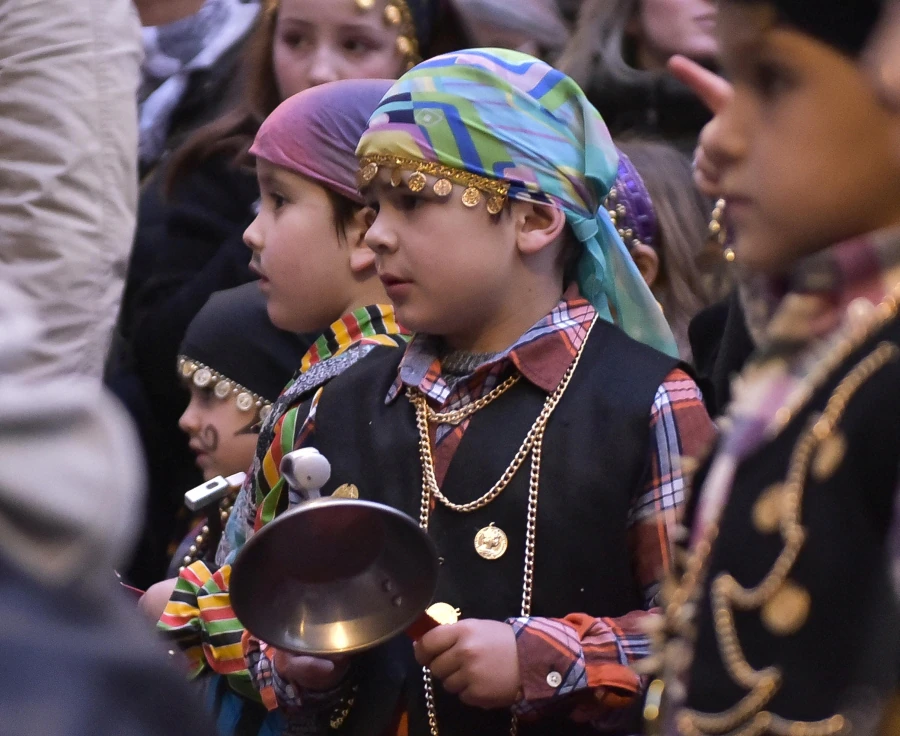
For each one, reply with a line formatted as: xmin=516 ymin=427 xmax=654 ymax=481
xmin=462 ymin=187 xmax=482 ymax=207
xmin=752 ymin=483 xmax=786 ymax=535
xmin=474 ymin=522 xmax=508 ymax=560
xmin=812 ymin=431 xmax=847 ymax=481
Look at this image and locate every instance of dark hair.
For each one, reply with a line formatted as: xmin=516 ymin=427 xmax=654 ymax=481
xmin=164 ymin=7 xmax=281 ymax=195
xmin=326 ymin=187 xmax=364 ymax=242
xmin=725 ymin=0 xmax=883 ymax=56
xmin=559 ymin=225 xmax=581 ymax=287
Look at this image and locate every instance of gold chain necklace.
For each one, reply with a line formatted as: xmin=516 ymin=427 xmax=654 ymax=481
xmin=413 ymin=316 xmax=598 ymax=736
xmin=658 ymin=287 xmax=900 ymax=736
xmin=409 ymin=319 xmax=597 ymax=515
xmin=423 ymin=374 xmax=521 ymax=426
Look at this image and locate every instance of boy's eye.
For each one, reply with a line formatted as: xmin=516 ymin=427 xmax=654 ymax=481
xmin=262 ymin=189 xmax=287 ymax=211
xmin=752 ymin=60 xmax=794 ymax=99
xmin=397 ymin=194 xmax=422 ymax=212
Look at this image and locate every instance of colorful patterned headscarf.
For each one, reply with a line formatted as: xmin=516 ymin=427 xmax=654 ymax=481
xmin=355 ymin=48 xmax=678 ymax=356
xmin=250 ymin=79 xmax=394 ymax=204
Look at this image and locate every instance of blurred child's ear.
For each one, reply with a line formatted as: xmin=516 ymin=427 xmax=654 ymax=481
xmin=629 ymin=242 xmax=660 ymax=288
xmin=348 ymin=206 xmax=377 ymax=274
xmin=514 ymin=202 xmax=567 ymax=256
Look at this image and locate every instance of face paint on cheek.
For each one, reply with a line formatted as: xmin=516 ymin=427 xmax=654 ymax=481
xmin=197 ymin=425 xmax=220 ymax=453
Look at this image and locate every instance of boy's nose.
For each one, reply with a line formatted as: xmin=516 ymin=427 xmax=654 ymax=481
xmin=243 ymin=214 xmax=264 ymax=252
xmin=364 ymin=211 xmax=398 ymax=254
xmin=700 ymin=98 xmax=749 ymax=184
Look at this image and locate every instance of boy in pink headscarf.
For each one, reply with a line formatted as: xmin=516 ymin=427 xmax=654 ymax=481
xmin=149 ymin=78 xmax=409 ymax=736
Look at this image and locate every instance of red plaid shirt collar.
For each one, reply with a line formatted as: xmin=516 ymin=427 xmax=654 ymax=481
xmin=386 ymin=286 xmax=597 ymax=405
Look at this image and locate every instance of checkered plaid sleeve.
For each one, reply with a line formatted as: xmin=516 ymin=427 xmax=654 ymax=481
xmin=244 ymin=632 xmax=351 ymax=720
xmin=244 ymin=633 xmax=295 ymax=711
xmin=631 ymin=368 xmax=715 ymax=606
xmin=508 ymin=369 xmax=715 ymax=727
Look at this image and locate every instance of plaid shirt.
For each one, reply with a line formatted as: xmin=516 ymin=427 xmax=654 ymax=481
xmin=246 ymin=289 xmax=715 ymax=729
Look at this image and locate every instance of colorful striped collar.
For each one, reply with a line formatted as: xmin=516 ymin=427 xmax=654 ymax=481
xmin=297 ymin=304 xmax=408 ymax=374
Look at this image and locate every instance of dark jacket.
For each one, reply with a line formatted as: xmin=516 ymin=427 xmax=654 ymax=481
xmin=688 ymin=290 xmax=755 ymax=418
xmin=110 ymin=153 xmax=259 ymax=587
xmin=588 ymin=71 xmax=711 ymax=155
xmin=683 ymin=316 xmax=900 ymax=728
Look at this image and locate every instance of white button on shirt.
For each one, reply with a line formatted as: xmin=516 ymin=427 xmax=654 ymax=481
xmin=546 ymin=671 xmax=563 ymax=688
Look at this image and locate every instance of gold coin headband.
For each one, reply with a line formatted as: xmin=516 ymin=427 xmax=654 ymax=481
xmin=357 ymin=154 xmax=511 ymax=215
xmin=265 ymin=0 xmax=421 ymax=69
xmin=178 ymin=356 xmax=274 ymax=422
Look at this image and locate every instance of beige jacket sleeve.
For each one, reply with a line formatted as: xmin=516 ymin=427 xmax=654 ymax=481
xmin=0 ymin=0 xmax=142 ymax=381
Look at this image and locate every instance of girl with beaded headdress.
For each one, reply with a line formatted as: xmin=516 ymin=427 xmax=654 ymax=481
xmin=168 ymin=283 xmax=311 ymax=573
xmin=114 ymin=0 xmax=466 ymax=586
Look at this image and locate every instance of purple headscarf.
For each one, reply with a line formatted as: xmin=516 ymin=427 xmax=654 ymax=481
xmin=609 ymin=152 xmax=658 ymax=252
xmin=249 ymin=79 xmax=394 ymax=204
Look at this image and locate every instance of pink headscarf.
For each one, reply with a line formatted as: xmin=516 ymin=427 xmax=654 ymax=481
xmin=249 ymin=79 xmax=394 ymax=204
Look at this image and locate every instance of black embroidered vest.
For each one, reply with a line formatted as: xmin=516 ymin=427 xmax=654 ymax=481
xmin=681 ymin=318 xmax=900 ymax=732
xmin=307 ymin=321 xmax=679 ymax=736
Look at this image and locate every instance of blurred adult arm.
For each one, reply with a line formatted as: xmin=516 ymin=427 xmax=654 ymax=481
xmin=0 ymin=0 xmax=141 ymax=381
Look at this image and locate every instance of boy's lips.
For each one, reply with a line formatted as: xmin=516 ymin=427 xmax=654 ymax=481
xmin=379 ymin=272 xmax=413 ymax=300
xmin=379 ymin=273 xmax=412 ymax=287
xmin=249 ymin=263 xmax=271 ymax=289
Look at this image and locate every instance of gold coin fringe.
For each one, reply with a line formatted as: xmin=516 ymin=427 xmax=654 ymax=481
xmin=358 ymin=154 xmax=510 ymax=215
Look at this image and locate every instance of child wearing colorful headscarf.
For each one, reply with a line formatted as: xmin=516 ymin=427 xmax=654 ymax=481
xmin=153 ymin=78 xmax=409 ymax=736
xmin=239 ymin=49 xmax=715 ymax=735
xmin=646 ymin=1 xmax=900 ymax=734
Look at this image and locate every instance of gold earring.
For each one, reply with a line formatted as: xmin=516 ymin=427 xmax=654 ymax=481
xmin=709 ymin=198 xmax=734 ymax=262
